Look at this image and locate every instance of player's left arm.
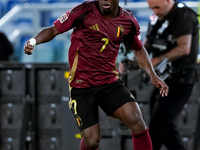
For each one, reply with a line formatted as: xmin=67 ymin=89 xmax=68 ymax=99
xmin=128 ymin=15 xmax=169 ymax=96
xmin=134 ymin=46 xmax=169 ymax=97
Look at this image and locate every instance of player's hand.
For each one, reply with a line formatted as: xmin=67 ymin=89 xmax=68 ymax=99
xmin=151 ymin=57 xmax=160 ymax=67
xmin=150 ymin=75 xmax=169 ymax=97
xmin=24 ymin=40 xmax=35 ymax=55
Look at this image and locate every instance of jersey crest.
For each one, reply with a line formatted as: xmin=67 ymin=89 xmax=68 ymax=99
xmin=117 ymin=26 xmax=124 ymax=38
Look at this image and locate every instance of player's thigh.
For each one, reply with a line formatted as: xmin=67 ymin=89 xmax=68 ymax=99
xmin=113 ymin=101 xmax=144 ymax=124
xmin=113 ymin=101 xmax=146 ymax=132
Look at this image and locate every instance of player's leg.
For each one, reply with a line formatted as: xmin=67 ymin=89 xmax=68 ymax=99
xmin=69 ymin=87 xmax=101 ymax=150
xmin=80 ymin=124 xmax=101 ymax=150
xmin=113 ymin=101 xmax=152 ymax=150
xmin=149 ymin=82 xmax=194 ymax=150
xmin=98 ymin=79 xmax=152 ymax=150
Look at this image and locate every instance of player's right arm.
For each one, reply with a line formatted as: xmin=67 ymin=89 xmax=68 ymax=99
xmin=24 ymin=25 xmax=59 ymax=55
xmin=24 ymin=1 xmax=93 ymax=55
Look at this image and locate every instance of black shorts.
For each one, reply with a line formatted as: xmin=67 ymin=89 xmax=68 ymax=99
xmin=69 ymin=79 xmax=136 ymax=132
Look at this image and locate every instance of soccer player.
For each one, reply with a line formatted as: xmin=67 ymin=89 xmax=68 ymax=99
xmin=24 ymin=0 xmax=169 ymax=150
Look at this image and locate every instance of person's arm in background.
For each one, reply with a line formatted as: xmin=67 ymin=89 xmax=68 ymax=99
xmin=134 ymin=46 xmax=169 ymax=97
xmin=24 ymin=25 xmax=60 ymax=55
xmin=149 ymin=34 xmax=192 ymax=67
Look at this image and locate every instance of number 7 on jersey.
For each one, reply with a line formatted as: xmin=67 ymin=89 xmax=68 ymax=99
xmin=100 ymin=38 xmax=109 ymax=52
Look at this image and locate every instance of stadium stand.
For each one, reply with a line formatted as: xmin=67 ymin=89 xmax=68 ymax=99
xmin=0 ymin=0 xmax=199 ymax=62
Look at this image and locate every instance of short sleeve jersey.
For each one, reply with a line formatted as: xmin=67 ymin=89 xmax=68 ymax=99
xmin=54 ymin=1 xmax=142 ymax=88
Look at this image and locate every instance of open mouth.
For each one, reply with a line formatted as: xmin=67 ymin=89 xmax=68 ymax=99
xmin=103 ymin=5 xmax=111 ymax=9
xmin=102 ymin=2 xmax=111 ymax=9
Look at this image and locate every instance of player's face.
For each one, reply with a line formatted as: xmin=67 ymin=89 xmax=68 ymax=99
xmin=147 ymin=0 xmax=170 ymax=20
xmin=98 ymin=0 xmax=119 ymax=17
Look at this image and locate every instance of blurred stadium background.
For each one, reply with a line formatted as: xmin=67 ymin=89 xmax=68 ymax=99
xmin=0 ymin=0 xmax=199 ymax=63
xmin=0 ymin=0 xmax=200 ymax=150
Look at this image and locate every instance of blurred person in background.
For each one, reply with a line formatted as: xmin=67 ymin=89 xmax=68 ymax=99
xmin=199 ymin=0 xmax=200 ymax=62
xmin=23 ymin=0 xmax=169 ymax=150
xmin=0 ymin=31 xmax=14 ymax=61
xmin=143 ymin=0 xmax=199 ymax=149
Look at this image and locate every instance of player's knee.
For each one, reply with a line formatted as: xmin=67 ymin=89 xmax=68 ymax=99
xmin=84 ymin=136 xmax=100 ymax=149
xmin=129 ymin=116 xmax=146 ymax=133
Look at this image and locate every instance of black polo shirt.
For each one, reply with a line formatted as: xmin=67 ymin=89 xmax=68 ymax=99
xmin=146 ymin=2 xmax=199 ymax=84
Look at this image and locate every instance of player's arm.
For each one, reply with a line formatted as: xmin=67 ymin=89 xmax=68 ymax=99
xmin=134 ymin=46 xmax=155 ymax=77
xmin=143 ymin=37 xmax=149 ymax=49
xmin=151 ymin=34 xmax=192 ymax=66
xmin=134 ymin=46 xmax=169 ymax=97
xmin=24 ymin=25 xmax=60 ymax=55
xmin=33 ymin=25 xmax=60 ymax=45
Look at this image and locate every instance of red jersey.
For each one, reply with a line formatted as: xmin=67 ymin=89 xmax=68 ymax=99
xmin=53 ymin=1 xmax=142 ymax=88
